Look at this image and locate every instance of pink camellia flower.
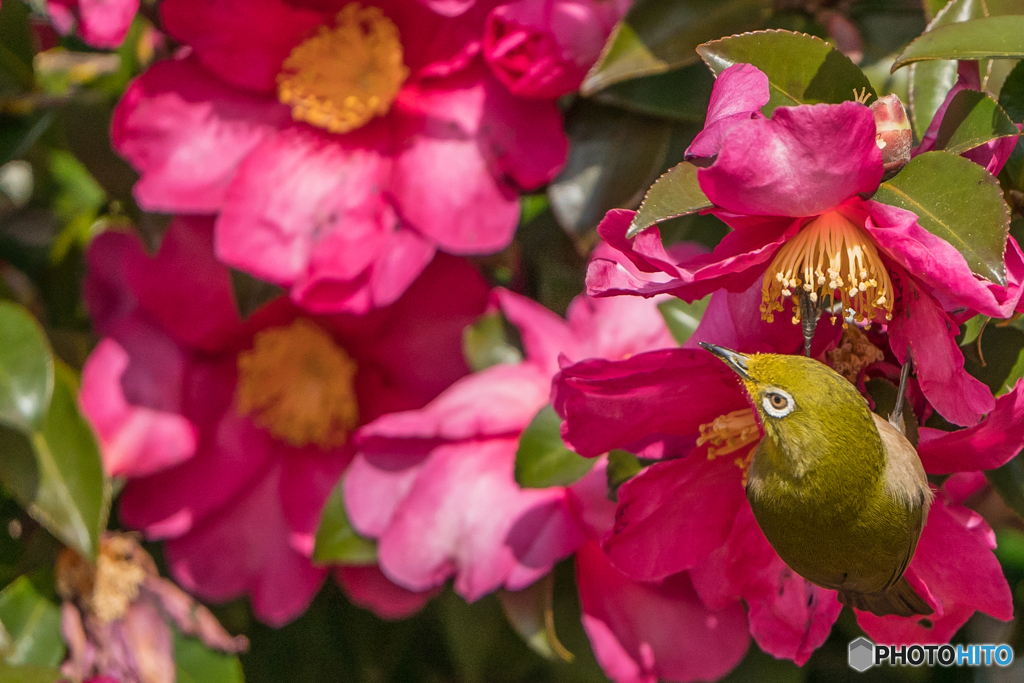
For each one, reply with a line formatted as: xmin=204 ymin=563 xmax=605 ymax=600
xmin=78 ymin=216 xmax=489 ymax=626
xmin=590 ymin=63 xmax=1024 ymax=427
xmin=345 ymin=245 xmax=750 ymax=682
xmin=112 ymin=0 xmax=570 ymax=314
xmin=483 ymin=0 xmax=631 ymax=98
xmin=554 ymin=289 xmax=1024 ymax=662
xmin=46 ymin=0 xmax=139 ymax=48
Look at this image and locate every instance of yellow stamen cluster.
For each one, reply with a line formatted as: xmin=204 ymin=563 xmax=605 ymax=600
xmin=698 ymin=408 xmax=761 ymax=486
xmin=236 ymin=319 xmax=360 ymax=449
xmin=760 ymin=211 xmax=894 ymax=327
xmin=55 ymin=535 xmax=154 ymax=624
xmin=277 ymin=3 xmax=408 ymax=134
xmin=827 ymin=326 xmax=885 ymax=384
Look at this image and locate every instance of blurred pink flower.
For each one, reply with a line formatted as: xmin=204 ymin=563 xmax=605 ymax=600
xmin=47 ymin=0 xmax=139 ymax=48
xmin=78 ymin=217 xmax=488 ymax=625
xmin=590 ymin=64 xmax=1024 ymax=426
xmin=345 ymin=245 xmax=750 ymax=682
xmin=112 ymin=0 xmax=569 ymax=314
xmin=483 ymin=0 xmax=630 ymax=98
xmin=554 ymin=289 xmax=1024 ymax=662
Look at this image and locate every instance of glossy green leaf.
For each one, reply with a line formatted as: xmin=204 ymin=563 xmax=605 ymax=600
xmin=893 ymin=16 xmax=1024 ymax=71
xmin=987 ymin=455 xmax=1024 ymax=519
xmin=697 ymin=30 xmax=875 ymax=116
xmin=960 ymin=315 xmax=989 ymax=347
xmin=581 ymin=0 xmax=771 ymax=94
xmin=606 ymin=450 xmax=643 ymax=502
xmin=932 ymin=89 xmax=1019 ymax=154
xmin=924 ymin=0 xmax=950 ymax=21
xmin=591 ymin=63 xmax=714 ymax=123
xmin=658 ymin=296 xmax=710 ymax=345
xmin=497 ymin=574 xmax=572 ymax=662
xmin=628 ymin=162 xmax=712 ymax=237
xmin=909 ymin=60 xmax=958 ymax=138
xmin=463 ymin=312 xmax=522 ymax=373
xmin=175 ymin=631 xmax=245 ymax=683
xmin=515 ymin=405 xmax=594 ymax=489
xmin=0 ymin=364 xmax=108 ymax=559
xmin=313 ymin=483 xmax=377 ymax=566
xmin=0 ymin=303 xmax=53 ymax=433
xmin=0 ymin=661 xmax=63 ymax=683
xmin=229 ymin=269 xmax=283 ymax=321
xmin=548 ymin=102 xmax=676 ymax=235
xmin=0 ymin=577 xmax=64 ymax=667
xmin=873 ymin=151 xmax=1009 ymax=285
xmin=999 ymin=60 xmax=1024 ymax=122
xmin=962 ymin=324 xmax=1024 ymax=393
xmin=1002 ymin=344 xmax=1024 ymax=395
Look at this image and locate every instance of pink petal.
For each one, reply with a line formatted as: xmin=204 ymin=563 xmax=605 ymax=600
xmin=355 ymin=363 xmax=550 ymax=446
xmin=917 ymin=380 xmax=1024 ymax=473
xmin=335 ymin=566 xmax=435 ymax=619
xmin=567 ymin=457 xmax=617 ymax=539
xmin=553 ymin=349 xmax=749 ymax=458
xmin=344 ymin=445 xmax=432 ymax=540
xmin=80 ymin=338 xmax=196 ymax=478
xmin=697 ymin=101 xmax=883 ymax=217
xmin=390 ymin=106 xmax=520 ymax=254
xmin=161 ymin=0 xmax=323 ymax=93
xmin=415 ymin=0 xmax=476 ymax=16
xmin=857 ymin=496 xmax=1013 ymax=644
xmin=887 ymin=274 xmax=994 ymax=426
xmin=564 ymin=290 xmax=677 ymax=365
xmin=164 ymin=460 xmax=327 ymax=627
xmin=686 ymin=64 xmax=769 ymax=159
xmin=493 ymin=288 xmax=576 ymax=375
xmin=576 ymin=540 xmax=750 ymax=683
xmin=374 ymin=438 xmax=584 ymax=599
xmin=112 ymin=56 xmax=289 ymax=214
xmin=77 ymin=0 xmax=139 ymax=48
xmin=962 ymin=126 xmax=1021 ymax=176
xmin=862 ymin=200 xmax=1015 ymax=317
xmin=215 ymin=124 xmax=392 ymax=288
xmin=604 ymin=455 xmax=747 ymax=581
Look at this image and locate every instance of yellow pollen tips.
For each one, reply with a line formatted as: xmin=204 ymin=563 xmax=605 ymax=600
xmin=697 ymin=409 xmax=760 ymax=459
xmin=760 ymin=211 xmax=894 ymax=327
xmin=56 ymin=534 xmax=154 ymax=624
xmin=277 ymin=3 xmax=408 ymax=134
xmin=236 ymin=319 xmax=360 ymax=449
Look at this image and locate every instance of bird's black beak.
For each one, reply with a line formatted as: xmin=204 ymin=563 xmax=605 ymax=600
xmin=698 ymin=342 xmax=751 ymax=380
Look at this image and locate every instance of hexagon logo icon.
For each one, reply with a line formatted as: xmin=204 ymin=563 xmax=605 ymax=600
xmin=848 ymin=637 xmax=875 ymax=672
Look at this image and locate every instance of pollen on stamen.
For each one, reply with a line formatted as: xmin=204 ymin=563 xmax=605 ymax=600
xmin=760 ymin=211 xmax=894 ymax=328
xmin=697 ymin=409 xmax=760 ymax=460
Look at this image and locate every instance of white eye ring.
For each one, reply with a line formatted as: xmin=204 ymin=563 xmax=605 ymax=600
xmin=762 ymin=389 xmax=795 ymax=418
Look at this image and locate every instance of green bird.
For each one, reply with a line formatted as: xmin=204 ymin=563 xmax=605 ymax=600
xmin=700 ymin=342 xmax=933 ymax=617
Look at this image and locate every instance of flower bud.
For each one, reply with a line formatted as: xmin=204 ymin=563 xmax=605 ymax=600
xmin=870 ymin=94 xmax=912 ymax=179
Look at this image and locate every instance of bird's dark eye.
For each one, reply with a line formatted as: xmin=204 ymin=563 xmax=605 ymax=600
xmin=762 ymin=389 xmax=795 ymax=417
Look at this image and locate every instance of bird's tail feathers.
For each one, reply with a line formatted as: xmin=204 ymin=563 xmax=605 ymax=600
xmin=838 ymin=578 xmax=933 ymax=617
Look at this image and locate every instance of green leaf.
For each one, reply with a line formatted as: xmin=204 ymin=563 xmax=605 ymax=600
xmin=909 ymin=60 xmax=958 ymax=139
xmin=229 ymin=269 xmax=283 ymax=321
xmin=0 ymin=364 xmax=109 ymax=559
xmin=999 ymin=60 xmax=1024 ymax=122
xmin=931 ymin=89 xmax=1019 ymax=154
xmin=872 ymin=151 xmax=1009 ymax=285
xmin=628 ymin=162 xmax=712 ymax=237
xmin=0 ymin=577 xmax=64 ymax=667
xmin=515 ymin=405 xmax=594 ymax=489
xmin=312 ymin=483 xmax=377 ymax=566
xmin=581 ymin=0 xmax=772 ymax=94
xmin=462 ymin=313 xmax=522 ymax=373
xmin=0 ymin=661 xmax=63 ymax=683
xmin=548 ymin=102 xmax=677 ymax=235
xmin=987 ymin=455 xmax=1024 ymax=519
xmin=0 ymin=303 xmax=53 ymax=433
xmin=893 ymin=16 xmax=1024 ymax=71
xmin=606 ymin=450 xmax=644 ymax=502
xmin=175 ymin=630 xmax=245 ymax=683
xmin=497 ymin=573 xmax=572 ymax=662
xmin=591 ymin=63 xmax=715 ymax=123
xmin=960 ymin=314 xmax=989 ymax=347
xmin=658 ymin=296 xmax=710 ymax=345
xmin=1001 ymin=345 xmax=1024 ymax=395
xmin=697 ymin=30 xmax=876 ymax=116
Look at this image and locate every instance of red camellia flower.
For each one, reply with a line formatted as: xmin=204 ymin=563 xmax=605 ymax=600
xmin=78 ymin=218 xmax=488 ymax=625
xmin=554 ymin=284 xmax=1024 ymax=663
xmin=590 ymin=63 xmax=1024 ymax=427
xmin=111 ymin=0 xmax=588 ymax=314
xmin=344 ymin=245 xmax=751 ymax=682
